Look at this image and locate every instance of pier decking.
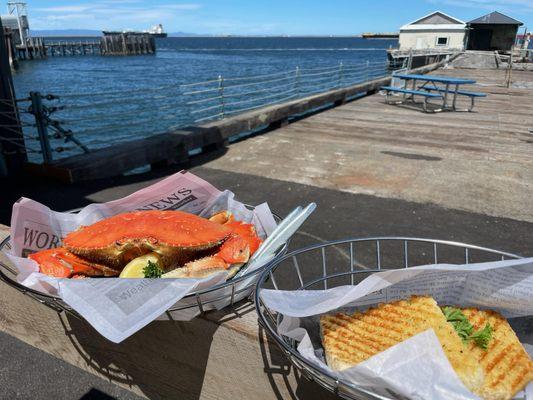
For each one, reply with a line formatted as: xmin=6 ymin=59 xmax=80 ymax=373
xmin=204 ymin=67 xmax=533 ymax=222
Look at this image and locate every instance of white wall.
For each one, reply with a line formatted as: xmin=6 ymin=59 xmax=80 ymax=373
xmin=399 ymin=30 xmax=466 ymax=50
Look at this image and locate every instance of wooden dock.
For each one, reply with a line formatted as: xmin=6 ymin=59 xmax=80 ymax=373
xmin=205 ymin=67 xmax=533 ymax=223
xmin=10 ymin=33 xmax=155 ymax=63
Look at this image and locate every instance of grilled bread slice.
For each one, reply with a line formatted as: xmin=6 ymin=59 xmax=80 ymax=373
xmin=320 ymin=295 xmax=484 ymax=393
xmin=461 ymin=308 xmax=533 ymax=400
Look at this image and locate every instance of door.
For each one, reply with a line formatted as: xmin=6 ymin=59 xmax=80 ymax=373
xmin=468 ymin=28 xmax=492 ymax=50
xmin=415 ymin=37 xmax=424 ymax=49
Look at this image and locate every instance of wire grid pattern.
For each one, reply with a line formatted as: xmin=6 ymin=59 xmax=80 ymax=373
xmin=4 ymin=61 xmax=391 ymax=163
xmin=183 ymin=61 xmax=390 ymax=123
xmin=4 ymin=60 xmax=391 ymax=163
xmin=255 ymin=237 xmax=522 ymax=400
xmin=0 ymin=208 xmax=287 ymax=320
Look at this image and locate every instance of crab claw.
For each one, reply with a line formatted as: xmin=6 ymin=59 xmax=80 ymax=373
xmin=224 ymin=221 xmax=262 ymax=255
xmin=29 ymin=247 xmax=119 ymax=278
xmin=217 ymin=234 xmax=250 ymax=264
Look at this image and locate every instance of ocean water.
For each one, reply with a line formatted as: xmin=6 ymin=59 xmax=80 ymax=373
xmin=11 ymin=37 xmax=397 ymax=161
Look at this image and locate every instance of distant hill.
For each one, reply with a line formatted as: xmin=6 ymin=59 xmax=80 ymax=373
xmin=31 ymin=29 xmax=203 ymax=37
xmin=168 ymin=32 xmax=205 ymax=37
xmin=31 ymin=29 xmax=101 ymax=37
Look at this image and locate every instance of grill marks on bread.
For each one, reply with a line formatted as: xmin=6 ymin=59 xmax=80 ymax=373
xmin=320 ymin=296 xmax=484 ymax=393
xmin=461 ymin=308 xmax=533 ymax=400
xmin=319 ymin=297 xmax=533 ymax=400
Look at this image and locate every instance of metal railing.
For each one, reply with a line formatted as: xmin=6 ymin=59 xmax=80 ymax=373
xmin=3 ymin=60 xmax=391 ymax=163
xmin=0 ymin=93 xmax=89 ymax=163
xmin=182 ymin=61 xmax=390 ymax=123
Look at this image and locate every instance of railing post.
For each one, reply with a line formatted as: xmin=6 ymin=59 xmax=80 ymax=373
xmin=365 ymin=60 xmax=370 ymax=82
xmin=30 ymin=91 xmax=53 ymax=163
xmin=217 ymin=75 xmax=225 ymax=119
xmin=337 ymin=62 xmax=344 ymax=88
xmin=294 ymin=66 xmax=300 ymax=96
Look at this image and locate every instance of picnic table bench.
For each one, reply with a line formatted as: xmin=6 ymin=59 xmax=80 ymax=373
xmin=382 ymin=73 xmax=486 ymax=113
xmin=0 ymin=224 xmax=335 ymax=399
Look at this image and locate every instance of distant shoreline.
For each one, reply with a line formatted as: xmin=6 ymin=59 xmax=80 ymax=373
xmin=35 ymin=34 xmax=398 ymax=39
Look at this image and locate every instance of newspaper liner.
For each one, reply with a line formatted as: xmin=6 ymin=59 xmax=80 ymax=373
xmin=260 ymin=258 xmax=533 ymax=400
xmin=4 ymin=171 xmax=279 ymax=343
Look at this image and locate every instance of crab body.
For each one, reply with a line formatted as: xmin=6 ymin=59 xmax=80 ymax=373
xmin=63 ymin=210 xmax=230 ymax=270
xmin=29 ymin=209 xmax=263 ymax=280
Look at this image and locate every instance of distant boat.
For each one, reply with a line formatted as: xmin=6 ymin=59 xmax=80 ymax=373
xmin=102 ymin=24 xmax=167 ymax=38
xmin=145 ymin=24 xmax=167 ymax=38
xmin=362 ymin=32 xmax=399 ymax=39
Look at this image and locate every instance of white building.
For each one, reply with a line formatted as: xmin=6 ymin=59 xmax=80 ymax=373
xmin=399 ymin=11 xmax=466 ymax=51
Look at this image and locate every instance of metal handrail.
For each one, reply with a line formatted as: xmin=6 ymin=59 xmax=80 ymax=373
xmin=11 ymin=60 xmax=392 ymax=162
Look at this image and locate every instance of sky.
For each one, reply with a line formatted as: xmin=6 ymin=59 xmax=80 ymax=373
xmin=15 ymin=0 xmax=533 ymax=35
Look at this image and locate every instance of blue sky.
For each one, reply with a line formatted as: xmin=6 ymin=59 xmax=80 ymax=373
xmin=24 ymin=0 xmax=533 ymax=34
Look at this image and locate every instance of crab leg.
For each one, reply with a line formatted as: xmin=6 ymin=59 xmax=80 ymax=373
xmin=163 ymin=234 xmax=251 ymax=279
xmin=209 ymin=211 xmax=263 ymax=255
xmin=29 ymin=247 xmax=119 ymax=278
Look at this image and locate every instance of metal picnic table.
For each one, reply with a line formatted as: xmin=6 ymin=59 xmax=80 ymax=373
xmin=382 ymin=73 xmax=486 ymax=113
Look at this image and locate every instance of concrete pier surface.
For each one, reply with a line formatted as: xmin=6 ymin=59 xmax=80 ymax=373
xmin=1 ymin=66 xmax=533 ymax=399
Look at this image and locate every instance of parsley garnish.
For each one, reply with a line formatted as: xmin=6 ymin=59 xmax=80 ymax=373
xmin=143 ymin=260 xmax=163 ymax=278
xmin=470 ymin=323 xmax=493 ymax=350
xmin=441 ymin=306 xmax=493 ymax=349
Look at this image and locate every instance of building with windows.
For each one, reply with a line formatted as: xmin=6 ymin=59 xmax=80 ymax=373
xmin=398 ymin=11 xmax=466 ymax=51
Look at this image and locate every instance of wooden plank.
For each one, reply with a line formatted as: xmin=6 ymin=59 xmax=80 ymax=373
xmin=0 ymin=225 xmax=335 ymax=400
xmin=44 ymin=132 xmax=189 ymax=183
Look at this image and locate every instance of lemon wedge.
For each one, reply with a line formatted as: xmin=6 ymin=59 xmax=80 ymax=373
xmin=119 ymin=253 xmax=161 ymax=278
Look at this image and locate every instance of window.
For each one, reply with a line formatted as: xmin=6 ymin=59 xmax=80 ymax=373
xmin=436 ymin=37 xmax=449 ymax=46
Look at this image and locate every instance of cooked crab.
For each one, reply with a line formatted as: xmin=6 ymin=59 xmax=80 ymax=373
xmin=29 ymin=209 xmax=263 ymax=279
xmin=62 ymin=210 xmax=231 ymax=270
xmin=28 ymin=247 xmax=119 ymax=278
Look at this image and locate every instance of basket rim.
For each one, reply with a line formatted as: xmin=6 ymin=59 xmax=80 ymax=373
xmin=0 ymin=206 xmax=286 ymax=308
xmin=254 ymin=236 xmax=522 ymax=399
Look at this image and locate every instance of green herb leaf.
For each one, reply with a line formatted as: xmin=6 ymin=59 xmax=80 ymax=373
xmin=442 ymin=307 xmax=474 ymax=343
xmin=470 ymin=323 xmax=493 ymax=350
xmin=143 ymin=260 xmax=163 ymax=278
xmin=441 ymin=307 xmax=492 ymax=349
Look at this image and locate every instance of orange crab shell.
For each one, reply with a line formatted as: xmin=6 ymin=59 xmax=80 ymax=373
xmin=224 ymin=221 xmax=263 ymax=255
xmin=28 ymin=247 xmax=119 ymax=278
xmin=63 ymin=210 xmax=232 ymax=270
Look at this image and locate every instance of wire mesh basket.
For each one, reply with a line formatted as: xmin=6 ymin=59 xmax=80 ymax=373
xmin=0 ymin=207 xmax=287 ymax=320
xmin=255 ymin=237 xmax=522 ymax=400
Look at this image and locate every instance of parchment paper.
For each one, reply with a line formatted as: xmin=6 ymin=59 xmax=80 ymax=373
xmin=4 ymin=171 xmax=280 ymax=343
xmin=260 ymin=258 xmax=533 ymax=400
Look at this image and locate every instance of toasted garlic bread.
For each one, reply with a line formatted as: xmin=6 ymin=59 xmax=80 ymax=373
xmin=320 ymin=295 xmax=484 ymax=393
xmin=462 ymin=308 xmax=533 ymax=400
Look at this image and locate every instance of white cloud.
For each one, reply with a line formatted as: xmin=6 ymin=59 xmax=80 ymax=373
xmin=34 ymin=5 xmax=93 ymax=12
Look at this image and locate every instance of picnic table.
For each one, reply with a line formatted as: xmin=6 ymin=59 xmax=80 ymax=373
xmin=0 ymin=224 xmax=335 ymax=399
xmin=381 ymin=73 xmax=486 ymax=112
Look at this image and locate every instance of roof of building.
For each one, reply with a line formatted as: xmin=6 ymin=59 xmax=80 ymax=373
xmin=0 ymin=15 xmax=20 ymax=30
xmin=400 ymin=11 xmax=466 ymax=31
xmin=468 ymin=11 xmax=523 ymax=25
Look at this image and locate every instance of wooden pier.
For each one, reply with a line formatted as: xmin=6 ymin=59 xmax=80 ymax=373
xmin=15 ymin=39 xmax=101 ymax=59
xmin=101 ymin=32 xmax=156 ymax=56
xmin=10 ymin=32 xmax=155 ymax=62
